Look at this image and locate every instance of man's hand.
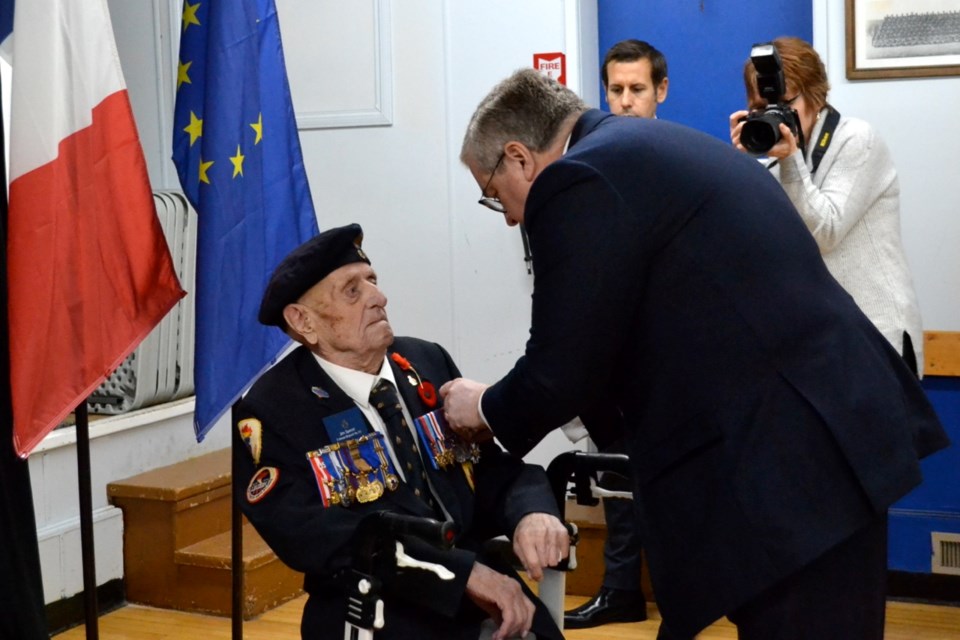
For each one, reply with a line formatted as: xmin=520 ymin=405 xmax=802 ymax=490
xmin=465 ymin=562 xmax=535 ymax=640
xmin=512 ymin=512 xmax=570 ymax=582
xmin=439 ymin=378 xmax=494 ymax=442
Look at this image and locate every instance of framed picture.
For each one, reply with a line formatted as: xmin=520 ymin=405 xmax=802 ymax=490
xmin=846 ymin=0 xmax=960 ymax=79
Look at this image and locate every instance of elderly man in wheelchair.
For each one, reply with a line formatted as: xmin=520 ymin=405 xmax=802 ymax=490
xmin=234 ymin=224 xmax=571 ymax=640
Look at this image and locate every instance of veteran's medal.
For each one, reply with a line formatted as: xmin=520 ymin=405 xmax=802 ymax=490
xmin=347 ymin=439 xmax=383 ymax=504
xmin=414 ymin=410 xmax=455 ymax=470
xmin=372 ymin=435 xmax=400 ymax=491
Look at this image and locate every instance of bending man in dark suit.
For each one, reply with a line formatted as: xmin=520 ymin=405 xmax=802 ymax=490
xmin=441 ymin=69 xmax=949 ymax=639
xmin=563 ymin=38 xmax=671 ymax=631
xmin=235 ymin=223 xmax=568 ymax=640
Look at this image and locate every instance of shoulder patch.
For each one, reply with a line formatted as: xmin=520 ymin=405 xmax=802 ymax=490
xmin=246 ymin=467 xmax=279 ymax=504
xmin=238 ymin=418 xmax=263 ymax=465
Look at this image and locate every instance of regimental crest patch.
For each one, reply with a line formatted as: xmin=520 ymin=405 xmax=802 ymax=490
xmin=238 ymin=418 xmax=263 ymax=465
xmin=246 ymin=467 xmax=279 ymax=504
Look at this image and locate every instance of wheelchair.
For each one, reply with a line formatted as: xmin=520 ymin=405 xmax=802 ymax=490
xmin=342 ymin=450 xmax=632 ymax=638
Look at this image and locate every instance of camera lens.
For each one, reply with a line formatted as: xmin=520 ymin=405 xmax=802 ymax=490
xmin=741 ymin=114 xmax=783 ymax=154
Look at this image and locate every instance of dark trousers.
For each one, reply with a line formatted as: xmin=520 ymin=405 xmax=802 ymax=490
xmin=599 ymin=438 xmax=644 ymax=592
xmin=727 ymin=513 xmax=889 ymax=640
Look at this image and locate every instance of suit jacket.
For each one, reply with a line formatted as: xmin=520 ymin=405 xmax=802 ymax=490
xmin=482 ymin=109 xmax=949 ymax=636
xmin=236 ymin=337 xmax=563 ymax=640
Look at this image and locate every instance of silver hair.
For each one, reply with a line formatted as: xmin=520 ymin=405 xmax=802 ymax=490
xmin=460 ymin=68 xmax=587 ymax=172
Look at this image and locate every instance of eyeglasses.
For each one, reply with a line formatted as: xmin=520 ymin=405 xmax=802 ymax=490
xmin=477 ymin=152 xmax=506 ymax=213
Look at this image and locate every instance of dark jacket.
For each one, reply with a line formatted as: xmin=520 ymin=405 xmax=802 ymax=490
xmin=236 ymin=336 xmax=563 ymax=640
xmin=482 ymin=109 xmax=949 ymax=636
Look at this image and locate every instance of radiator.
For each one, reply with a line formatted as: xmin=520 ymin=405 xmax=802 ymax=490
xmin=87 ymin=191 xmax=197 ymax=414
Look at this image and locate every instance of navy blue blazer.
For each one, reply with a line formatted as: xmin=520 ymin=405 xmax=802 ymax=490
xmin=482 ymin=110 xmax=948 ymax=636
xmin=236 ymin=337 xmax=563 ymax=640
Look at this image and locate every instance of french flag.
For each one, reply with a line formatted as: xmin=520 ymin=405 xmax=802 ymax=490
xmin=1 ymin=0 xmax=185 ymax=457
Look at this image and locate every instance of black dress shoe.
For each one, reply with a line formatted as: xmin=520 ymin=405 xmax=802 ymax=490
xmin=563 ymin=586 xmax=647 ymax=629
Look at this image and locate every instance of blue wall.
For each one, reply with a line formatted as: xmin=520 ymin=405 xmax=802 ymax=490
xmin=890 ymin=377 xmax=960 ymax=572
xmin=597 ymin=0 xmax=812 ymax=142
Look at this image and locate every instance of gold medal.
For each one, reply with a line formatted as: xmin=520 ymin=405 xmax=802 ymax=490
xmin=325 ymin=478 xmax=342 ymax=505
xmin=356 ymin=482 xmax=372 ymax=503
xmin=349 ymin=441 xmax=383 ymax=503
xmin=372 ymin=435 xmax=401 ymax=491
xmin=366 ymin=475 xmax=384 ymax=501
xmin=442 ymin=449 xmax=456 ymax=468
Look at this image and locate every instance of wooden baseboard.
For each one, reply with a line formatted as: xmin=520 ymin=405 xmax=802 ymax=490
xmin=924 ymin=331 xmax=960 ymax=377
xmin=888 ymin=570 xmax=960 ymax=605
xmin=46 ymin=578 xmax=125 ymax=636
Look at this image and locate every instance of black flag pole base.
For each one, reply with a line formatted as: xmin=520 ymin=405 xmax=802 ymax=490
xmin=232 ymin=402 xmax=244 ymax=640
xmin=74 ymin=401 xmax=100 ymax=640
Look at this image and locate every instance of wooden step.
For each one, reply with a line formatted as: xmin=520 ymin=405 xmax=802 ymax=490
xmin=107 ymin=449 xmax=303 ymax=618
xmin=175 ymin=524 xmax=303 ymax=618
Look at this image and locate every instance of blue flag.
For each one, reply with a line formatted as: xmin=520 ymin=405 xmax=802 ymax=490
xmin=173 ymin=0 xmax=318 ymax=441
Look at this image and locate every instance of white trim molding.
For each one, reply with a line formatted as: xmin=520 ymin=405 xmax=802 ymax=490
xmin=289 ymin=0 xmax=394 ymax=130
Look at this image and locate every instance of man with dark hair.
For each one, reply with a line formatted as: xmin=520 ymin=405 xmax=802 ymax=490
xmin=601 ymin=39 xmax=668 ymax=118
xmin=443 ymin=68 xmax=948 ymax=639
xmin=561 ymin=37 xmax=671 ymax=632
xmin=235 ymin=223 xmax=569 ymax=640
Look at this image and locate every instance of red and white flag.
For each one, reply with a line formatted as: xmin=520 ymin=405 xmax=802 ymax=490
xmin=4 ymin=0 xmax=185 ymax=457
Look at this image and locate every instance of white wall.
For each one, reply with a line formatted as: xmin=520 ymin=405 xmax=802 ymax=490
xmin=813 ymin=0 xmax=960 ymax=331
xmin=442 ymin=0 xmax=598 ymax=466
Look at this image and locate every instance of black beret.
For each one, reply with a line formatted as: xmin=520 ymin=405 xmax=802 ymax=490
xmin=258 ymin=223 xmax=370 ymax=326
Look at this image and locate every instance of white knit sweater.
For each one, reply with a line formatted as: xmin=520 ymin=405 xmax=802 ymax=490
xmin=772 ymin=110 xmax=924 ymax=370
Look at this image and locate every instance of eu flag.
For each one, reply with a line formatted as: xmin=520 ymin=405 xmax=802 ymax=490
xmin=173 ymin=0 xmax=318 ymax=440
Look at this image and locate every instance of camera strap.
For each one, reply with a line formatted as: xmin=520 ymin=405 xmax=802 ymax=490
xmin=809 ymin=106 xmax=840 ymax=176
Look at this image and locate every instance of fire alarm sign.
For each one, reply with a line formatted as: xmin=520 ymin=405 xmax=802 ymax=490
xmin=533 ymin=52 xmax=566 ymax=85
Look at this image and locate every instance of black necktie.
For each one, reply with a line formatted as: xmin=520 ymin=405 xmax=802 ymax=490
xmin=370 ymin=379 xmax=440 ymax=515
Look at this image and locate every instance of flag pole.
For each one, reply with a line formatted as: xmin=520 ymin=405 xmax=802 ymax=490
xmin=74 ymin=401 xmax=100 ymax=640
xmin=231 ymin=403 xmax=244 ymax=640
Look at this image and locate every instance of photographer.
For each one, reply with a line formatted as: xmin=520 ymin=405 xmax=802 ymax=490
xmin=729 ymin=36 xmax=923 ymax=374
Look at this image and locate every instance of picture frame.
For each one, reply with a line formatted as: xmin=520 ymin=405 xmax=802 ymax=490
xmin=846 ymin=0 xmax=960 ymax=79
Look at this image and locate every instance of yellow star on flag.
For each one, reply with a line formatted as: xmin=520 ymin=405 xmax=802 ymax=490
xmin=250 ymin=113 xmax=263 ymax=145
xmin=182 ymin=1 xmax=201 ymax=32
xmin=230 ymin=145 xmax=245 ymax=178
xmin=178 ymin=60 xmax=193 ymax=89
xmin=199 ymin=159 xmax=214 ymax=184
xmin=184 ymin=111 xmax=203 ymax=146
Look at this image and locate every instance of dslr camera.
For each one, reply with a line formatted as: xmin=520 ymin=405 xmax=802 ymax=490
xmin=739 ymin=43 xmax=801 ymax=155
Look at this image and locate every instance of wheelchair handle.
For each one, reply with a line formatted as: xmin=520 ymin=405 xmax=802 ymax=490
xmin=352 ymin=511 xmax=457 ymax=569
xmin=546 ymin=451 xmax=632 ymax=517
xmin=368 ymin=511 xmax=457 ymax=549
